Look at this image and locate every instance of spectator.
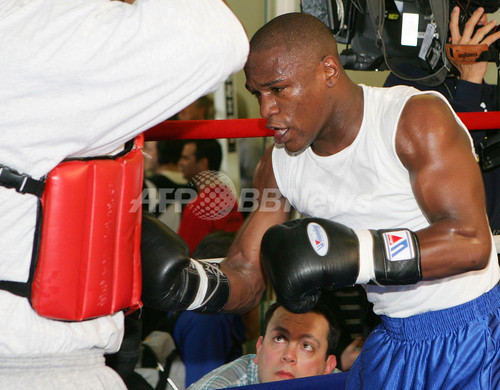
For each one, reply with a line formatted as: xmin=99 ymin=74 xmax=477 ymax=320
xmin=187 ymin=301 xmax=340 ymax=389
xmin=144 ymin=140 xmax=188 ymax=231
xmin=177 ymin=140 xmax=244 ymax=254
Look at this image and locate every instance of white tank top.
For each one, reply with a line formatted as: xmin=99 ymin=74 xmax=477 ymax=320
xmin=272 ymin=84 xmax=500 ymax=318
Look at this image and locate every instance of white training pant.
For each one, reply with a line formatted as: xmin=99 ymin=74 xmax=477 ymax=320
xmin=0 ymin=349 xmax=126 ymax=389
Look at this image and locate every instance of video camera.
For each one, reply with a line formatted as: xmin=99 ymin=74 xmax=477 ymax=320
xmin=448 ymin=0 xmax=500 ymax=63
xmin=453 ymin=0 xmax=500 ymax=21
xmin=301 ymin=0 xmax=500 ymax=85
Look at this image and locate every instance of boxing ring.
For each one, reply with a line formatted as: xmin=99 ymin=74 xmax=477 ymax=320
xmin=144 ymin=112 xmax=500 ymax=141
xmin=144 ymin=112 xmax=500 ymax=390
xmin=227 ymin=371 xmax=350 ymax=390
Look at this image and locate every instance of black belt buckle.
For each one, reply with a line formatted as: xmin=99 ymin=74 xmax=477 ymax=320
xmin=0 ymin=164 xmax=45 ymax=197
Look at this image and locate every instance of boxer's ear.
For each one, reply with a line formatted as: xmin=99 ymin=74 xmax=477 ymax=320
xmin=322 ymin=55 xmax=339 ymax=87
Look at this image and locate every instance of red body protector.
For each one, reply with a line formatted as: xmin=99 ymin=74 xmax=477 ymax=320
xmin=0 ymin=136 xmax=144 ymax=321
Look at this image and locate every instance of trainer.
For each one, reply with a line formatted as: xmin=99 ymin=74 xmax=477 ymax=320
xmin=0 ymin=0 xmax=248 ymax=388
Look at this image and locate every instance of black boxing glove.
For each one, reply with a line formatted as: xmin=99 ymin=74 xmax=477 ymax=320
xmin=141 ymin=212 xmax=230 ymax=313
xmin=261 ymin=218 xmax=422 ymax=313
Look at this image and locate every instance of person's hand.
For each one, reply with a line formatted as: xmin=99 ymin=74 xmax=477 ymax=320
xmin=449 ymin=6 xmax=500 ymax=83
xmin=340 ymin=337 xmax=363 ymax=371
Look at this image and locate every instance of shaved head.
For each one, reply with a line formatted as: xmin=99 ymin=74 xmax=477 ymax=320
xmin=249 ymin=12 xmax=339 ymax=64
xmin=244 ymin=11 xmax=360 ymax=157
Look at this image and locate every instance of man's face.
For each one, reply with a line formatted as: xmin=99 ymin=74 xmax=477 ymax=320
xmin=178 ymin=143 xmax=202 ymax=182
xmin=254 ymin=306 xmax=336 ymax=383
xmin=244 ymin=47 xmax=330 ymax=155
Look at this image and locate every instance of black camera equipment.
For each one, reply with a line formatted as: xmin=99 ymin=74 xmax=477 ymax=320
xmin=447 ymin=0 xmax=500 ymax=63
xmin=479 ymin=131 xmax=500 ymax=170
xmin=301 ymin=0 xmax=500 ymax=86
xmin=301 ymin=0 xmax=500 ymax=171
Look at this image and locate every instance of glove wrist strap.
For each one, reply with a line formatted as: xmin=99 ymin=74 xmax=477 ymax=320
xmin=186 ymin=259 xmax=230 ymax=313
xmin=371 ymin=229 xmax=422 ymax=285
xmin=354 ymin=230 xmax=376 ymax=284
xmin=187 ymin=259 xmax=209 ymax=310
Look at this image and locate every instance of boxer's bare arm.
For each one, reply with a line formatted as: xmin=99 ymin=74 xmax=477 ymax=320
xmin=397 ymin=94 xmax=492 ymax=279
xmin=220 ymin=145 xmax=291 ymax=313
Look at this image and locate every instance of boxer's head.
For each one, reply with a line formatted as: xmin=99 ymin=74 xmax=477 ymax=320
xmin=253 ymin=302 xmax=338 ymax=383
xmin=244 ymin=12 xmax=347 ymax=156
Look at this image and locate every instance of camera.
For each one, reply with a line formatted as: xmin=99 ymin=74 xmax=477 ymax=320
xmin=452 ymin=0 xmax=500 ymax=17
xmin=301 ymin=0 xmax=448 ymax=75
xmin=453 ymin=2 xmax=500 ymax=44
xmin=301 ymin=0 xmax=500 ymax=79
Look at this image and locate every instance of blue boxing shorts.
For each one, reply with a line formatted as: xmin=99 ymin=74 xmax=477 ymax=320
xmin=346 ymin=284 xmax=500 ymax=390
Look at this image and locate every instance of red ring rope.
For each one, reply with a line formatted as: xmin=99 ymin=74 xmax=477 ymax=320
xmin=145 ymin=119 xmax=271 ymax=141
xmin=144 ymin=111 xmax=500 ymax=141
